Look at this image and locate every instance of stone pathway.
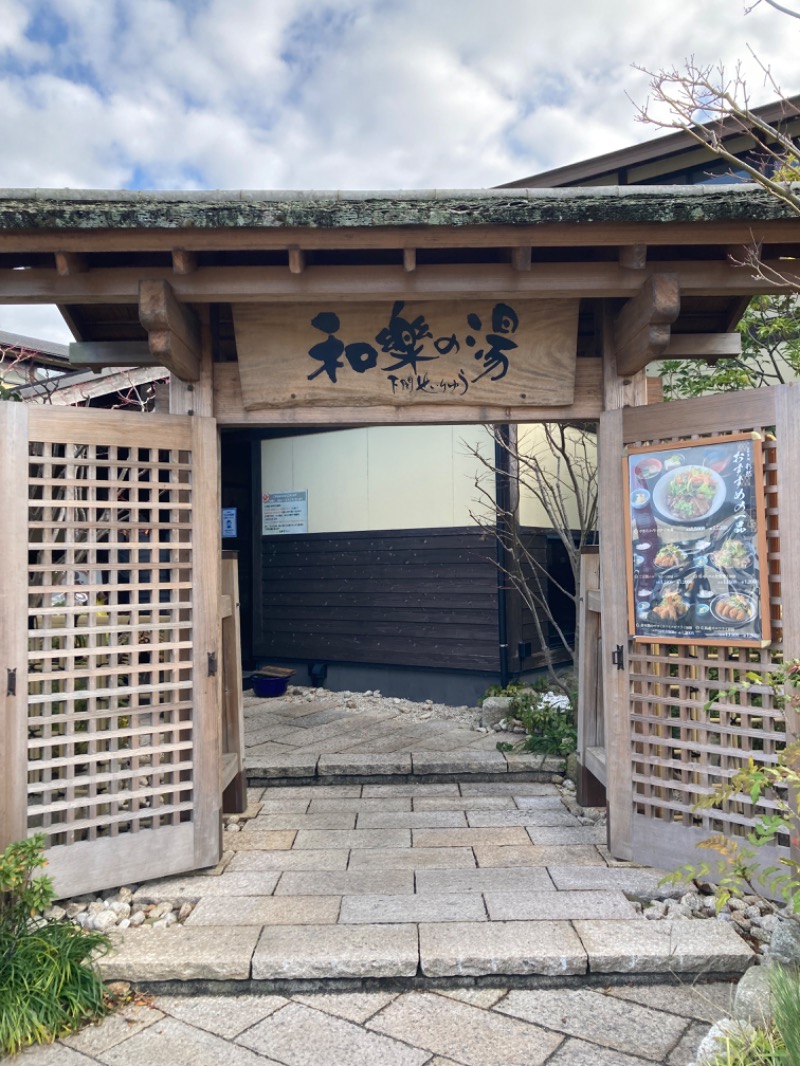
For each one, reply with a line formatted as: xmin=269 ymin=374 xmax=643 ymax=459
xmin=12 ymin=690 xmax=757 ymax=1064
xmin=98 ymin=781 xmax=752 ymax=987
xmin=16 ymin=979 xmax=739 ymax=1065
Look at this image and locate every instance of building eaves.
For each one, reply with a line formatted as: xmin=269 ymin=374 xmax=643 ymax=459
xmin=0 ymin=184 xmax=797 ymax=231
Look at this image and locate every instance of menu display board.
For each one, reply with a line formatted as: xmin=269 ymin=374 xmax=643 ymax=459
xmin=625 ymin=434 xmax=770 ymax=646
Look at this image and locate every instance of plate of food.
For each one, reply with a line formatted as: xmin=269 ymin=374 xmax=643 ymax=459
xmin=650 ymin=588 xmax=690 ymax=622
xmin=711 ymin=593 xmax=756 ymax=626
xmin=630 ymin=488 xmax=650 ymax=510
xmin=633 ymin=457 xmax=663 ymax=481
xmin=652 ymin=465 xmax=726 ymax=524
xmin=710 ymin=539 xmax=752 ymax=571
xmin=654 ymin=544 xmax=688 ymax=569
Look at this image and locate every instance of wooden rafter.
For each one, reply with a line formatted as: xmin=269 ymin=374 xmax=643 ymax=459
xmin=0 ymin=259 xmax=796 ymax=305
xmin=613 ymin=273 xmax=680 ymax=377
xmin=663 ymin=333 xmax=742 ymax=360
xmin=138 ymin=279 xmax=201 ymax=382
xmin=618 ymin=244 xmax=647 ymax=270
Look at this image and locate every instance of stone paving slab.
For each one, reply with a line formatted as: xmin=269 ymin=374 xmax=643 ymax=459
xmin=244 ymin=811 xmax=357 ymax=830
xmin=412 ymin=827 xmax=531 ymax=848
xmin=307 ymin=796 xmax=412 ymax=812
xmin=293 ymin=827 xmax=411 ymax=849
xmin=497 ymin=987 xmax=689 ymax=1061
xmin=252 ymin=923 xmax=420 ymax=979
xmin=416 ymin=867 xmax=555 ymax=895
xmin=355 ymin=810 xmax=468 ymax=829
xmin=133 ymin=871 xmax=281 ymax=901
xmin=419 ymin=920 xmax=586 ymax=977
xmin=545 ymin=1037 xmax=658 ymax=1065
xmin=226 ymin=830 xmax=297 ymax=851
xmin=412 ymin=794 xmax=516 ymax=811
xmin=62 ymin=1002 xmax=164 ymax=1055
xmin=228 ymin=849 xmax=351 ymax=872
xmin=573 ymin=919 xmax=755 ymax=974
xmin=347 ymin=846 xmax=477 ymax=870
xmin=459 ymin=782 xmax=560 ymax=795
xmin=292 ymin=991 xmax=398 ymax=1023
xmin=474 ymin=844 xmax=604 ymax=867
xmin=467 ymin=808 xmax=583 ymax=828
xmin=366 ymin=991 xmax=564 ymax=1065
xmin=361 ymin=783 xmax=460 ymax=796
xmin=244 ymin=754 xmax=319 ymax=777
xmin=484 ymin=890 xmax=638 ymax=921
xmin=275 ymin=870 xmax=415 ymax=896
xmin=258 ymin=797 xmax=312 ymax=813
xmin=511 ymin=795 xmax=573 ymax=808
xmin=547 ymin=865 xmax=677 ymax=896
xmin=99 ymin=926 xmax=261 ymax=981
xmin=155 ymin=993 xmax=288 ymax=1038
xmin=340 ymin=892 xmax=488 ymax=924
xmin=411 ymin=751 xmax=509 ymax=775
xmin=605 ymin=981 xmax=736 ymax=1023
xmin=318 ymin=752 xmax=413 ymax=775
xmin=505 ymin=753 xmax=565 ymax=773
xmin=185 ymin=895 xmax=341 ymax=926
xmin=526 ymin=826 xmax=605 ymax=845
xmin=240 ymin=1001 xmax=430 ymax=1066
xmin=103 ymin=1016 xmax=284 ymax=1066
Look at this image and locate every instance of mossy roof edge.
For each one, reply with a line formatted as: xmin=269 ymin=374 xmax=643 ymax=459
xmin=0 ymin=184 xmax=797 ymax=230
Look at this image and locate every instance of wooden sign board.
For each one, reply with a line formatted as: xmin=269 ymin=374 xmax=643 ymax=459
xmin=233 ymin=299 xmax=579 ymax=409
xmin=624 ymin=433 xmax=770 ymax=647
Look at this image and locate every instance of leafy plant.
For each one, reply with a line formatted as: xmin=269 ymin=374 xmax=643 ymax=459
xmin=0 ymin=834 xmax=113 ymax=1056
xmin=705 ymin=1024 xmax=785 ymax=1066
xmin=771 ymin=964 xmax=800 ymax=1066
xmin=509 ymin=688 xmax=577 ymax=756
xmin=662 ymin=659 xmax=800 ymax=918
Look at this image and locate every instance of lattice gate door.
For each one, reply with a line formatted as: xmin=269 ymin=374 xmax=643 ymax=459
xmin=0 ymin=404 xmax=221 ymax=898
xmin=599 ymin=385 xmax=800 ymax=871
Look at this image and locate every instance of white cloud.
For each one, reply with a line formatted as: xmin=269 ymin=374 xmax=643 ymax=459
xmin=1 ymin=0 xmax=800 ymax=338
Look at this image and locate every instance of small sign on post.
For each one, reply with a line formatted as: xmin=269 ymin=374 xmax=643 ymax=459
xmin=262 ymin=490 xmax=308 ymax=536
xmin=221 ymin=507 xmax=238 ymax=539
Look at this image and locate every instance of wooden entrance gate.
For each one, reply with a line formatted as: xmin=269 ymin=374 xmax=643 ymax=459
xmin=599 ymin=385 xmax=800 ymax=870
xmin=0 ymin=404 xmax=222 ymax=898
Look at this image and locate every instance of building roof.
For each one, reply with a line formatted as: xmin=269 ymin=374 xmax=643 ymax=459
xmin=0 ymin=183 xmax=797 ymax=231
xmin=500 ymin=94 xmax=800 ymax=189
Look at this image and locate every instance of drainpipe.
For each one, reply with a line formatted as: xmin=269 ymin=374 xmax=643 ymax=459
xmin=494 ymin=424 xmax=511 ymax=689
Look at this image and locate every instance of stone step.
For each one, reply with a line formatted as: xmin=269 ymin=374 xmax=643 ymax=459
xmin=98 ymin=917 xmax=754 ymax=992
xmin=246 ymin=750 xmax=565 ymax=786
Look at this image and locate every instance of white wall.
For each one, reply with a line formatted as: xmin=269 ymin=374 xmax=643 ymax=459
xmin=261 ymin=423 xmax=597 ymax=534
xmin=261 ymin=425 xmax=494 ymax=534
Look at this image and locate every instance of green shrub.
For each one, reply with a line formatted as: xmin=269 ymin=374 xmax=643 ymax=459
xmin=0 ymin=834 xmax=112 ymax=1056
xmin=510 ymin=689 xmax=577 ymax=756
xmin=771 ymin=964 xmax=800 ymax=1066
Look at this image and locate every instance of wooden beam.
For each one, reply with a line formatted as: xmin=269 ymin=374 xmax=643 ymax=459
xmin=43 ymin=366 xmax=167 ymax=406
xmin=69 ymin=340 xmax=158 ymax=368
xmin=511 ymin=246 xmax=532 ymax=272
xmin=212 ymin=357 xmax=605 ymax=427
xmin=55 ymin=252 xmax=88 ymax=276
xmin=1 ymin=259 xmax=796 ymax=305
xmin=172 ymin=249 xmax=197 ymax=275
xmin=139 ymin=279 xmax=201 ymax=382
xmin=613 ymin=273 xmax=680 ymax=377
xmin=619 ymin=244 xmax=647 ymax=270
xmin=288 ymin=246 xmax=305 ymax=275
xmin=663 ymin=333 xmax=741 ymax=360
xmin=403 ymin=248 xmax=416 ymax=273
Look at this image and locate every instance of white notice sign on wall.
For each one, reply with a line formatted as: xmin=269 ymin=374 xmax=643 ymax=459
xmin=262 ymin=490 xmax=308 ymax=535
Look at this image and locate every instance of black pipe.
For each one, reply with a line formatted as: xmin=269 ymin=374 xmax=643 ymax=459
xmin=494 ymin=424 xmax=511 ymax=689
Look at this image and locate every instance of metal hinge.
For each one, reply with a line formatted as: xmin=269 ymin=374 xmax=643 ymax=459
xmin=7 ymin=668 xmax=16 ymax=696
xmin=611 ymin=645 xmax=625 ymax=671
xmin=208 ymin=652 xmax=218 ymax=677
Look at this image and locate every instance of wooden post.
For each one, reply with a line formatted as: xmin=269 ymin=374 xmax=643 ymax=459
xmin=577 ymin=549 xmax=606 ymax=807
xmin=599 ymin=305 xmax=648 ymax=860
xmin=221 ymin=553 xmax=247 ymax=814
xmin=191 ymin=415 xmax=223 ymax=868
xmin=0 ymin=403 xmax=29 ymax=848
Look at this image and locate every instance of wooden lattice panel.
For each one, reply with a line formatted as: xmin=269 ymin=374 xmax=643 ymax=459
xmin=627 ymin=427 xmax=787 ymax=839
xmin=26 ymin=436 xmax=196 ymax=847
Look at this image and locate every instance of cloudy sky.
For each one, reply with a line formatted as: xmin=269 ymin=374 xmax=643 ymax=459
xmin=1 ymin=0 xmax=798 ymax=341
